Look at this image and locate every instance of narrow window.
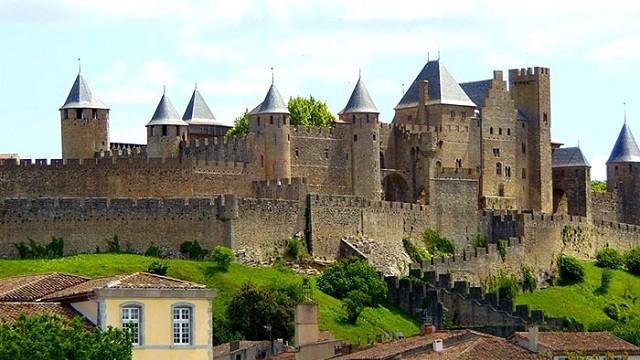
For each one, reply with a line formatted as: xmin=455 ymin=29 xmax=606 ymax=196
xmin=257 ymin=117 xmax=261 ymax=126
xmin=522 ymin=168 xmax=526 ymax=179
xmin=496 ymin=163 xmax=502 ymax=175
xmin=352 ymin=115 xmax=356 ymax=123
xmin=543 ymin=113 xmax=548 ymax=123
xmin=493 ymin=148 xmax=500 ymax=157
xmin=76 ymin=108 xmax=83 ymax=119
xmin=151 ymin=127 xmax=156 ymax=137
xmin=172 ymin=306 xmax=192 ymax=345
xmin=295 ymin=148 xmax=299 ymax=158
xmin=324 ymin=148 xmax=329 ymax=159
xmin=366 ymin=114 xmax=369 ymax=123
xmin=498 ymin=184 xmax=505 ymax=197
xmin=270 ymin=116 xmax=273 ymax=125
xmin=372 ymin=134 xmax=376 ymax=141
xmin=162 ymin=125 xmax=168 ymax=136
xmin=522 ymin=122 xmax=525 ymax=128
xmin=490 ymin=127 xmax=494 ymax=134
xmin=121 ymin=305 xmax=141 ymax=345
xmin=450 ymin=111 xmax=455 ymax=119
xmin=353 ymin=134 xmax=358 ymax=142
xmin=521 ymin=143 xmax=526 ymax=154
xmin=287 ymin=134 xmax=290 ymax=142
xmin=64 ymin=109 xmax=68 ymax=119
xmin=498 ymin=128 xmax=503 ymax=135
xmin=461 ymin=111 xmax=466 ymax=119
xmin=92 ymin=109 xmax=97 ymax=119
xmin=260 ymin=155 xmax=264 ymax=167
xmin=507 ymin=128 xmax=511 ymax=136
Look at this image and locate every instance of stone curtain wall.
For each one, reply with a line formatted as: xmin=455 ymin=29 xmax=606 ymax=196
xmin=0 ymin=197 xmax=227 ymax=257
xmin=0 ymin=158 xmax=254 ymax=198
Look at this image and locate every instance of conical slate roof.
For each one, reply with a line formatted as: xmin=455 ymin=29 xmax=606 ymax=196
xmin=396 ymin=60 xmax=476 ymax=109
xmin=146 ymin=93 xmax=188 ymax=127
xmin=60 ymin=74 xmax=108 ymax=110
xmin=338 ymin=76 xmax=378 ymax=114
xmin=251 ymin=83 xmax=289 ymax=114
xmin=182 ymin=88 xmax=220 ymax=125
xmin=607 ymin=123 xmax=640 ymax=163
xmin=552 ymin=147 xmax=590 ymax=168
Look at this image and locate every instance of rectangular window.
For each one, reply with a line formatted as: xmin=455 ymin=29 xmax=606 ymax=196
xmin=121 ymin=306 xmax=141 ymax=345
xmin=162 ymin=125 xmax=168 ymax=136
xmin=522 ymin=168 xmax=526 ymax=179
xmin=324 ymin=148 xmax=329 ymax=159
xmin=521 ymin=143 xmax=526 ymax=153
xmin=173 ymin=307 xmax=192 ymax=345
xmin=92 ymin=109 xmax=98 ymax=119
xmin=493 ymin=148 xmax=500 ymax=157
xmin=76 ymin=108 xmax=83 ymax=119
xmin=450 ymin=111 xmax=455 ymax=119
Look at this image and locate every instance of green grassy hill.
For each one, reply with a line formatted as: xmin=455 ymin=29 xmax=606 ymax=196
xmin=516 ymin=260 xmax=640 ymax=344
xmin=0 ymin=254 xmax=419 ymax=343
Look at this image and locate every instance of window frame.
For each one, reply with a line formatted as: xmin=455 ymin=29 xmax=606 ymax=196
xmin=120 ymin=302 xmax=144 ymax=346
xmin=171 ymin=303 xmax=194 ymax=346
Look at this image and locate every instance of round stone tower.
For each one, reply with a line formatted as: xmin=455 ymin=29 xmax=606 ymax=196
xmin=606 ymin=121 xmax=640 ymax=224
xmin=146 ymin=91 xmax=189 ymax=159
xmin=249 ymin=80 xmax=291 ymax=180
xmin=60 ymin=72 xmax=110 ymax=160
xmin=339 ymin=74 xmax=382 ymax=201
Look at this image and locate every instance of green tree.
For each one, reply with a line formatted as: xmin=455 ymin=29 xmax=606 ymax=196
xmin=595 ymin=248 xmax=624 ymax=269
xmin=557 ymin=256 xmax=585 ymax=284
xmin=226 ymin=110 xmax=249 ymax=137
xmin=625 ymin=247 xmax=640 ymax=275
xmin=146 ymin=260 xmax=169 ymax=276
xmin=423 ymin=228 xmax=455 ymax=256
xmin=317 ymin=257 xmax=387 ymax=306
xmin=287 ymin=96 xmax=334 ymax=127
xmin=211 ymin=245 xmax=235 ymax=270
xmin=342 ymin=290 xmax=369 ymax=324
xmin=0 ymin=314 xmax=132 ymax=360
xmin=226 ymin=282 xmax=302 ymax=341
xmin=591 ymin=180 xmax=608 ymax=193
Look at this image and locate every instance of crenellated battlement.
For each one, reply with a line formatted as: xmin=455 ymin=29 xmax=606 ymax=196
xmin=433 ymin=167 xmax=478 ymax=180
xmin=1 ymin=156 xmax=189 ymax=169
xmin=509 ymin=67 xmax=550 ymax=80
xmin=181 ymin=134 xmax=252 ymax=163
xmin=310 ymin=193 xmax=428 ymax=212
xmin=290 ymin=125 xmax=343 ymax=139
xmin=420 ymin=236 xmax=525 ymax=270
xmin=253 ymin=177 xmax=308 ymax=200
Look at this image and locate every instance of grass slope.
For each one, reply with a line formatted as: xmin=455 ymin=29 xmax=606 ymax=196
xmin=0 ymin=254 xmax=419 ymax=343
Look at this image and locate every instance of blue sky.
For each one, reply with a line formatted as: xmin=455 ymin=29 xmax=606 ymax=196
xmin=0 ymin=0 xmax=639 ymax=179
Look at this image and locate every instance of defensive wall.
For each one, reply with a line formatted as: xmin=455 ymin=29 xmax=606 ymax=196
xmin=0 ymin=157 xmax=255 ymax=199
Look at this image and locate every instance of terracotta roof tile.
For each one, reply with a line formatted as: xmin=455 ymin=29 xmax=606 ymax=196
xmin=418 ymin=332 xmax=535 ymax=360
xmin=0 ymin=302 xmax=85 ymax=323
xmin=513 ymin=331 xmax=640 ymax=354
xmin=43 ymin=272 xmax=206 ymax=300
xmin=337 ymin=331 xmax=464 ymax=360
xmin=0 ymin=273 xmax=88 ymax=301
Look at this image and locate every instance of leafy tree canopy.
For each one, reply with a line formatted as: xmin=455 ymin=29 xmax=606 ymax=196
xmin=591 ymin=180 xmax=607 ymax=193
xmin=317 ymin=257 xmax=387 ymax=306
xmin=0 ymin=314 xmax=132 ymax=360
xmin=226 ymin=96 xmax=334 ymax=136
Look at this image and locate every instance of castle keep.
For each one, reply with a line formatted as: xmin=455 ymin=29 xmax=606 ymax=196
xmin=1 ymin=59 xmax=639 ymax=280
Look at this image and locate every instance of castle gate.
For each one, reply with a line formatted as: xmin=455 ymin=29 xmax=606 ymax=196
xmin=382 ymin=173 xmax=410 ymax=202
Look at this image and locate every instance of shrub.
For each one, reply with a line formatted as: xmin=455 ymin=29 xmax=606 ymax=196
xmin=14 ymin=237 xmax=64 ymax=259
xmin=423 ymin=228 xmax=455 ymax=256
xmin=286 ymin=236 xmax=306 ymax=260
xmin=604 ymin=302 xmax=622 ymax=321
xmin=557 ymin=256 xmax=585 ymax=284
xmin=403 ymin=238 xmax=430 ymax=263
xmin=144 ymin=243 xmax=162 ymax=258
xmin=625 ymin=247 xmax=640 ymax=275
xmin=180 ymin=240 xmax=208 ymax=260
xmin=472 ymin=234 xmax=488 ymax=248
xmin=147 ymin=260 xmax=169 ymax=276
xmin=317 ymin=257 xmax=387 ymax=306
xmin=497 ymin=240 xmax=508 ymax=262
xmin=597 ymin=269 xmax=613 ymax=295
xmin=107 ymin=235 xmax=121 ymax=253
xmin=595 ymin=248 xmax=624 ymax=269
xmin=212 ymin=245 xmax=235 ymax=270
xmin=520 ymin=264 xmax=536 ymax=293
xmin=342 ymin=290 xmax=370 ymax=324
xmin=591 ymin=180 xmax=608 ymax=193
xmin=483 ymin=269 xmax=519 ymax=300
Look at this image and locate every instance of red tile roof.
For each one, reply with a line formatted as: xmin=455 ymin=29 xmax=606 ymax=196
xmin=513 ymin=331 xmax=640 ymax=355
xmin=42 ymin=272 xmax=206 ymax=300
xmin=337 ymin=331 xmax=464 ymax=360
xmin=0 ymin=273 xmax=88 ymax=301
xmin=418 ymin=332 xmax=535 ymax=360
xmin=0 ymin=302 xmax=85 ymax=323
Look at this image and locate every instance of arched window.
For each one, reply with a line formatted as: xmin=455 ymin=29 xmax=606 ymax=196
xmin=498 ymin=128 xmax=503 ymax=135
xmin=172 ymin=303 xmax=194 ymax=345
xmin=121 ymin=303 xmax=143 ymax=346
xmin=260 ymin=155 xmax=264 ymax=167
xmin=490 ymin=127 xmax=494 ymax=134
xmin=496 ymin=162 xmax=502 ymax=175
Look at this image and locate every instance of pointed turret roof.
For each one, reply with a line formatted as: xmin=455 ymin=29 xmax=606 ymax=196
xmin=396 ymin=60 xmax=476 ymax=109
xmin=552 ymin=147 xmax=590 ymax=168
xmin=146 ymin=92 xmax=188 ymax=127
xmin=60 ymin=74 xmax=108 ymax=110
xmin=339 ymin=75 xmax=378 ymax=114
xmin=251 ymin=82 xmax=289 ymax=115
xmin=607 ymin=123 xmax=640 ymax=163
xmin=182 ymin=88 xmax=219 ymax=125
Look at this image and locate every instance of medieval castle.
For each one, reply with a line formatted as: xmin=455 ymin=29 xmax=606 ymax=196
xmin=1 ymin=59 xmax=639 ymax=281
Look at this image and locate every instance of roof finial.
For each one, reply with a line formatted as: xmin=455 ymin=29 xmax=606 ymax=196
xmin=194 ymin=82 xmax=198 ymax=90
xmin=271 ymin=67 xmax=275 ymax=85
xmin=624 ymin=102 xmax=627 ymax=124
xmin=163 ymin=85 xmax=166 ymax=95
xmin=401 ymin=83 xmax=405 ymax=95
xmin=77 ymin=58 xmax=81 ymax=74
xmin=437 ymin=48 xmax=441 ymax=60
xmin=427 ymin=52 xmax=430 ymax=62
xmin=358 ymin=68 xmax=362 ymax=80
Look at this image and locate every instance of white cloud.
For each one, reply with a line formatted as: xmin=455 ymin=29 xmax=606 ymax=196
xmin=142 ymin=61 xmax=177 ymax=87
xmin=177 ymin=42 xmax=244 ymax=64
xmin=587 ymin=39 xmax=640 ymax=73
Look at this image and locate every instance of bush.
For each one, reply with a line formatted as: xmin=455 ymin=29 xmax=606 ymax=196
xmin=403 ymin=238 xmax=430 ymax=263
xmin=625 ymin=247 xmax=640 ymax=275
xmin=472 ymin=234 xmax=488 ymax=248
xmin=286 ymin=236 xmax=306 ymax=260
xmin=483 ymin=269 xmax=519 ymax=300
xmin=497 ymin=240 xmax=508 ymax=262
xmin=0 ymin=314 xmax=132 ymax=360
xmin=106 ymin=235 xmax=121 ymax=254
xmin=520 ymin=264 xmax=536 ymax=293
xmin=14 ymin=237 xmax=64 ymax=259
xmin=144 ymin=243 xmax=162 ymax=258
xmin=211 ymin=246 xmax=235 ymax=270
xmin=597 ymin=269 xmax=613 ymax=295
xmin=595 ymin=248 xmax=624 ymax=269
xmin=147 ymin=260 xmax=169 ymax=276
xmin=180 ymin=240 xmax=208 ymax=260
xmin=423 ymin=228 xmax=455 ymax=256
xmin=342 ymin=290 xmax=370 ymax=324
xmin=557 ymin=256 xmax=585 ymax=284
xmin=317 ymin=257 xmax=387 ymax=306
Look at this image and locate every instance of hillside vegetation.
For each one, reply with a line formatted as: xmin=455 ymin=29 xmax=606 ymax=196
xmin=0 ymin=254 xmax=419 ymax=344
xmin=516 ymin=260 xmax=640 ymax=344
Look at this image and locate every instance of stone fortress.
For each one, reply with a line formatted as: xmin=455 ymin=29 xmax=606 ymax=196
xmin=2 ymin=58 xmax=640 ymax=282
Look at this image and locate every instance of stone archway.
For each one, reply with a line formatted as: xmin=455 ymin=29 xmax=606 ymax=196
xmin=553 ymin=189 xmax=568 ymax=215
xmin=382 ymin=173 xmax=410 ymax=202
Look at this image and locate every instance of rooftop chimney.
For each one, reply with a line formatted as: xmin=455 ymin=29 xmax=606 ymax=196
xmin=433 ymin=339 xmax=443 ymax=352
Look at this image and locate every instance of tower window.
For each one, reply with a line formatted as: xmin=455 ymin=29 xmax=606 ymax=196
xmin=352 ymin=115 xmax=356 ymax=123
xmin=324 ymin=148 xmax=329 ymax=159
xmin=490 ymin=127 xmax=494 ymax=134
xmin=543 ymin=113 xmax=548 ymax=123
xmin=257 ymin=117 xmax=261 ymax=126
xmin=507 ymin=128 xmax=511 ymax=136
xmin=408 ymin=115 xmax=413 ymax=122
xmin=76 ymin=109 xmax=83 ymax=119
xmin=462 ymin=111 xmax=467 ymax=119
xmin=506 ymin=166 xmax=511 ymax=177
xmin=92 ymin=109 xmax=97 ymax=119
xmin=372 ymin=134 xmax=376 ymax=141
xmin=64 ymin=109 xmax=68 ymax=119
xmin=493 ymin=148 xmax=500 ymax=157
xmin=496 ymin=162 xmax=502 ymax=175
xmin=295 ymin=148 xmax=299 ymax=158
xmin=498 ymin=128 xmax=503 ymax=135
xmin=270 ymin=116 xmax=273 ymax=125
xmin=162 ymin=125 xmax=168 ymax=136
xmin=260 ymin=155 xmax=264 ymax=167
xmin=521 ymin=143 xmax=526 ymax=153
xmin=450 ymin=111 xmax=455 ymax=119
xmin=522 ymin=168 xmax=526 ymax=179
xmin=353 ymin=134 xmax=358 ymax=142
